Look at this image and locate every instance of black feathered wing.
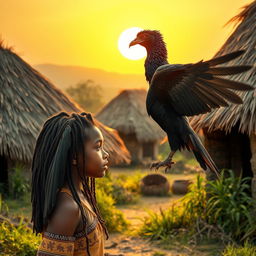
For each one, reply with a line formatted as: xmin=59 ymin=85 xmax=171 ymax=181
xmin=149 ymin=50 xmax=253 ymax=117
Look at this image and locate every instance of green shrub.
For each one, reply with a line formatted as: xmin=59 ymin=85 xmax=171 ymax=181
xmin=111 ymin=173 xmax=142 ymax=204
xmin=139 ymin=171 xmax=256 ymax=243
xmin=139 ymin=175 xmax=206 ymax=241
xmin=181 ymin=175 xmax=206 ymax=221
xmin=9 ymin=165 xmax=30 ymax=199
xmin=0 ymin=220 xmax=41 ymax=256
xmin=222 ymin=241 xmax=256 ymax=256
xmin=96 ymin=171 xmax=142 ymax=205
xmin=206 ymin=170 xmax=256 ymax=241
xmin=96 ymin=187 xmax=128 ymax=233
xmin=0 ymin=193 xmax=9 ymax=215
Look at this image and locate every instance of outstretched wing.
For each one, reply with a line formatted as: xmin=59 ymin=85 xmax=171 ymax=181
xmin=149 ymin=50 xmax=253 ymax=116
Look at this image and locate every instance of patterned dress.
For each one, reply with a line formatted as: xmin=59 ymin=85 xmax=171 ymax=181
xmin=37 ymin=187 xmax=106 ymax=256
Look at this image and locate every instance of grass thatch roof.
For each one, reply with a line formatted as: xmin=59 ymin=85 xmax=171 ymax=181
xmin=0 ymin=43 xmax=130 ymax=165
xmin=96 ymin=89 xmax=166 ymax=143
xmin=190 ymin=1 xmax=256 ymax=135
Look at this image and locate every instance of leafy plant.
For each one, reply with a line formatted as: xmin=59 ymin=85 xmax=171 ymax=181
xmin=222 ymin=241 xmax=256 ymax=256
xmin=0 ymin=193 xmax=9 ymax=215
xmin=96 ymin=186 xmax=128 ymax=232
xmin=206 ymin=170 xmax=256 ymax=240
xmin=0 ymin=220 xmax=41 ymax=256
xmin=9 ymin=165 xmax=30 ymax=199
xmin=181 ymin=175 xmax=206 ymax=221
xmin=96 ymin=171 xmax=142 ymax=205
xmin=139 ymin=175 xmax=206 ymax=241
xmin=139 ymin=171 xmax=256 ymax=243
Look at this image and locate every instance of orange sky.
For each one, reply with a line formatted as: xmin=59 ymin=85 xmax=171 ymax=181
xmin=1 ymin=0 xmax=251 ymax=74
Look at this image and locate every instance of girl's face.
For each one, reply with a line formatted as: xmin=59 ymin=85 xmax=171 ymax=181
xmin=79 ymin=126 xmax=109 ymax=178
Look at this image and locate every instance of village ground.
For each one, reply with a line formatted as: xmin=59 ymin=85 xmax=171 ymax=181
xmin=103 ymin=167 xmax=223 ymax=256
xmin=4 ymin=166 xmax=224 ymax=256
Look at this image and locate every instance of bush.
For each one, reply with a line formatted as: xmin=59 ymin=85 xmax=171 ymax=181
xmin=139 ymin=175 xmax=206 ymax=241
xmin=222 ymin=241 xmax=256 ymax=256
xmin=0 ymin=220 xmax=41 ymax=256
xmin=0 ymin=193 xmax=9 ymax=216
xmin=111 ymin=173 xmax=142 ymax=204
xmin=96 ymin=188 xmax=128 ymax=233
xmin=96 ymin=172 xmax=142 ymax=205
xmin=9 ymin=165 xmax=30 ymax=199
xmin=206 ymin=170 xmax=256 ymax=241
xmin=139 ymin=171 xmax=256 ymax=243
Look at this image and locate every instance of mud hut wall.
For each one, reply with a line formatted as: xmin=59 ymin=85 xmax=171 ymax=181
xmin=203 ymin=128 xmax=252 ymax=176
xmin=153 ymin=142 xmax=159 ymax=160
xmin=203 ymin=129 xmax=230 ymax=170
xmin=119 ymin=132 xmax=142 ymax=164
xmin=250 ymin=133 xmax=256 ymax=199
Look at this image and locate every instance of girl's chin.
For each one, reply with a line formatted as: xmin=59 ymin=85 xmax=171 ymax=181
xmin=87 ymin=167 xmax=108 ymax=178
xmin=97 ymin=168 xmax=107 ymax=178
xmin=99 ymin=170 xmax=106 ymax=177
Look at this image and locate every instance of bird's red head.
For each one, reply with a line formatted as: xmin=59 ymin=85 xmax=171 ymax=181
xmin=129 ymin=30 xmax=163 ymax=48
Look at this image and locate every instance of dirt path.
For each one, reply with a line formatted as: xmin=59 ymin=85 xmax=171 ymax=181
xmin=105 ymin=195 xmax=194 ymax=256
xmin=104 ymin=233 xmax=191 ymax=256
xmin=103 ymin=169 xmax=205 ymax=256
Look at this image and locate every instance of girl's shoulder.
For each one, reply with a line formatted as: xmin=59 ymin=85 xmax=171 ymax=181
xmin=44 ymin=189 xmax=81 ymax=236
xmin=59 ymin=187 xmax=97 ymax=217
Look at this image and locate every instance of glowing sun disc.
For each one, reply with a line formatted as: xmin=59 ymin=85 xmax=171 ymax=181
xmin=118 ymin=27 xmax=147 ymax=60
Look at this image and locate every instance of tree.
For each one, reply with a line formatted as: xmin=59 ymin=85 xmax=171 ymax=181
xmin=66 ymin=80 xmax=105 ymax=113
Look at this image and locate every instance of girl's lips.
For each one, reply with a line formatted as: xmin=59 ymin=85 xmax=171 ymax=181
xmin=102 ymin=163 xmax=108 ymax=170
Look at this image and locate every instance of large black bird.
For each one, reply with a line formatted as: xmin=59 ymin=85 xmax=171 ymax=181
xmin=129 ymin=30 xmax=253 ymax=176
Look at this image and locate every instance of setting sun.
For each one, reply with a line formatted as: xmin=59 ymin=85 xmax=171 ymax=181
xmin=118 ymin=27 xmax=147 ymax=60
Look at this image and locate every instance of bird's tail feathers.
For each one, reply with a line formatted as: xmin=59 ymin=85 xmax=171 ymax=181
xmin=188 ymin=132 xmax=220 ymax=178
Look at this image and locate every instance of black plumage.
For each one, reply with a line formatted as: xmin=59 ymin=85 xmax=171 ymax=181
xmin=129 ymin=30 xmax=253 ymax=176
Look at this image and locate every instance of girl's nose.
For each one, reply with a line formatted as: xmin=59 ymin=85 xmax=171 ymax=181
xmin=103 ymin=149 xmax=109 ymax=160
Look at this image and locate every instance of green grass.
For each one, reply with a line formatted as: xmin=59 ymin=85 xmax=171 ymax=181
xmin=222 ymin=242 xmax=256 ymax=256
xmin=139 ymin=171 xmax=256 ymax=252
xmin=4 ymin=193 xmax=32 ymax=219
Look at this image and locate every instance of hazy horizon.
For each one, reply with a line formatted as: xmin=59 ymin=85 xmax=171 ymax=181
xmin=1 ymin=0 xmax=251 ymax=75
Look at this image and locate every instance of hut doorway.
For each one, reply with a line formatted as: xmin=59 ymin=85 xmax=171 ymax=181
xmin=229 ymin=126 xmax=252 ymax=180
xmin=142 ymin=142 xmax=154 ymax=158
xmin=0 ymin=155 xmax=8 ymax=194
xmin=204 ymin=125 xmax=253 ymax=195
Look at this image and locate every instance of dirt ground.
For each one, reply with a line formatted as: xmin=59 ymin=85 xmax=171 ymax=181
xmin=104 ymin=168 xmax=211 ymax=256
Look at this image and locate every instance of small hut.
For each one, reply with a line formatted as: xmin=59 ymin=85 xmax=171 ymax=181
xmin=190 ymin=1 xmax=256 ymax=197
xmin=96 ymin=89 xmax=166 ymax=164
xmin=0 ymin=43 xmax=130 ymax=191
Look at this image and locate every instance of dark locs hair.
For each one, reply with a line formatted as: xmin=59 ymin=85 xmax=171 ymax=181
xmin=31 ymin=112 xmax=109 ymax=255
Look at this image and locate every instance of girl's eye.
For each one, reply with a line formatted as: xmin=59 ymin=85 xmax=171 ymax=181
xmin=96 ymin=144 xmax=101 ymax=151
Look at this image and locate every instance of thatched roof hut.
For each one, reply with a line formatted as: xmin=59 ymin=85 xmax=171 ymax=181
xmin=0 ymin=43 xmax=130 ymax=179
xmin=190 ymin=1 xmax=256 ymax=197
xmin=96 ymin=89 xmax=165 ymax=164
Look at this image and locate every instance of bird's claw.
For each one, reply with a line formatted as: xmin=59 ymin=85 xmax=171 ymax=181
xmin=150 ymin=159 xmax=175 ymax=173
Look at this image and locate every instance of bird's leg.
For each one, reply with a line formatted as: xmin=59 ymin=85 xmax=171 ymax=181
xmin=150 ymin=150 xmax=176 ymax=173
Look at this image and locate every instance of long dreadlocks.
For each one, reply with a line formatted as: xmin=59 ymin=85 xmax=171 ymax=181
xmin=31 ymin=112 xmax=109 ymax=255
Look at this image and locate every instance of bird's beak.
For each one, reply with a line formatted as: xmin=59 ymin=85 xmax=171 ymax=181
xmin=129 ymin=38 xmax=143 ymax=48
